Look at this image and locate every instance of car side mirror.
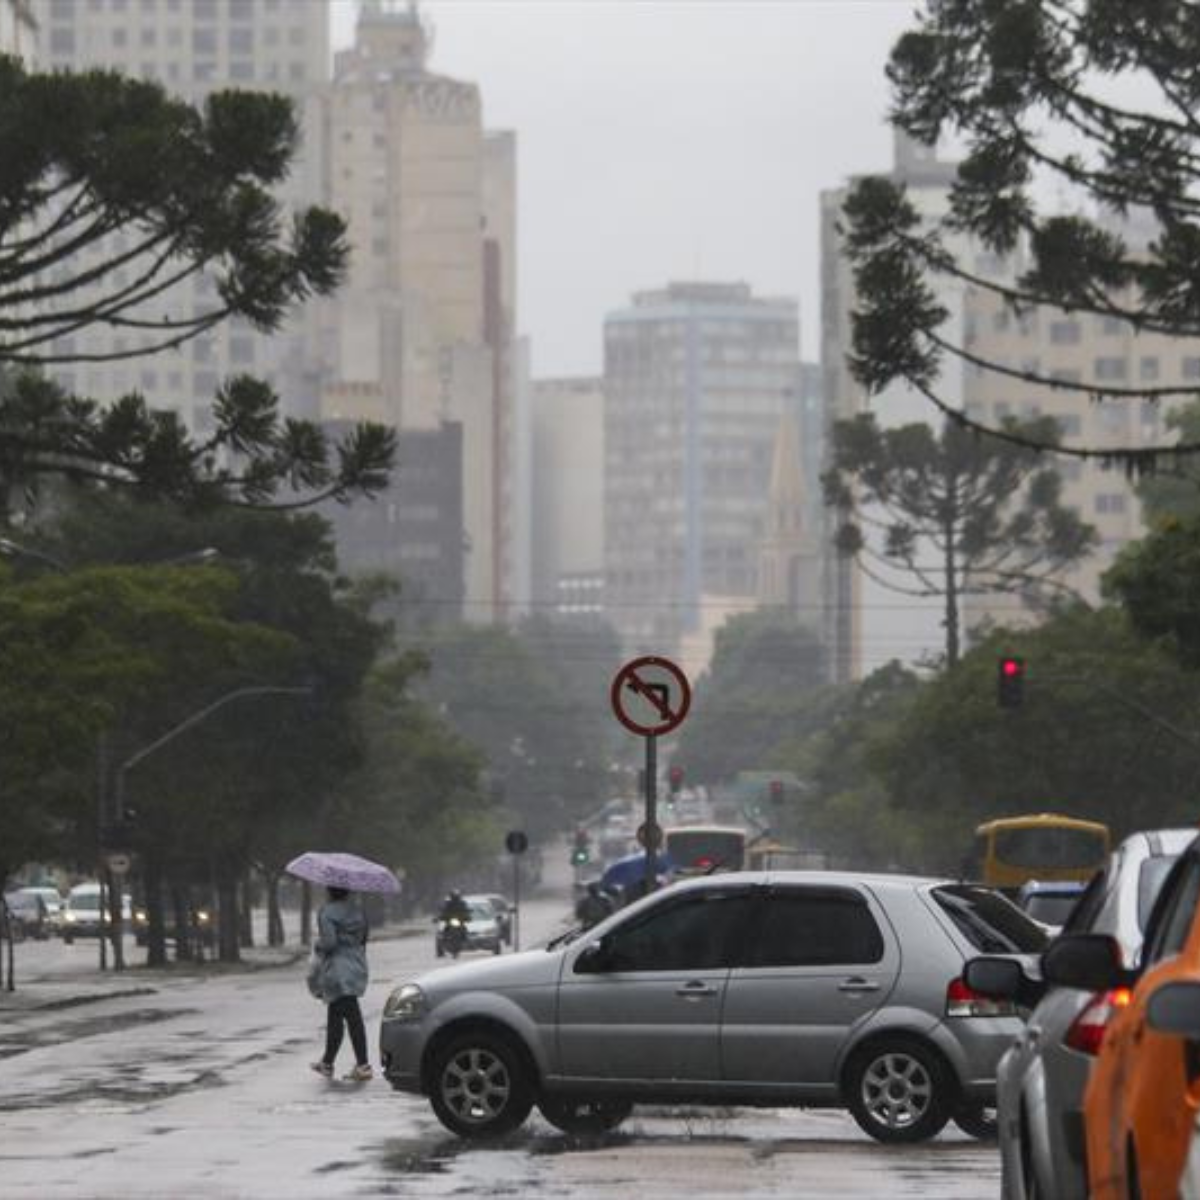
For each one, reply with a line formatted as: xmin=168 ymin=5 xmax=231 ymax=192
xmin=1147 ymin=980 xmax=1200 ymax=1038
xmin=574 ymin=939 xmax=611 ymax=975
xmin=963 ymin=955 xmax=1043 ymax=1007
xmin=1042 ymin=933 xmax=1130 ymax=992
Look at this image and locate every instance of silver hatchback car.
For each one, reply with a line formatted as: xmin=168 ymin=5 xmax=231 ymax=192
xmin=380 ymin=871 xmax=1041 ymax=1141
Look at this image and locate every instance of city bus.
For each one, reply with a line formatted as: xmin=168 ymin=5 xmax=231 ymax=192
xmin=969 ymin=813 xmax=1111 ymax=892
xmin=663 ymin=825 xmax=747 ymax=875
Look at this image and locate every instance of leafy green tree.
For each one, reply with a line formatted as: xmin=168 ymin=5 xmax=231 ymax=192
xmin=823 ymin=413 xmax=1095 ymax=664
xmin=869 ymin=609 xmax=1200 ymax=872
xmin=674 ymin=610 xmax=826 ymax=784
xmin=0 ymin=57 xmax=393 ymax=510
xmin=1136 ymin=399 xmax=1200 ymax=523
xmin=842 ymin=0 xmax=1200 ymax=466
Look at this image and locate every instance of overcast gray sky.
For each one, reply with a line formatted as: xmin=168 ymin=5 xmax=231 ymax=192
xmin=331 ymin=0 xmax=916 ymax=379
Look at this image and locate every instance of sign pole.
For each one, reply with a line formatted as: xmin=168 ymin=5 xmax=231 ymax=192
xmin=644 ymin=733 xmax=658 ymax=896
xmin=512 ymin=852 xmax=521 ymax=952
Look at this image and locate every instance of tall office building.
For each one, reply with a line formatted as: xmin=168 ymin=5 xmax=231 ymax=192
xmin=32 ymin=0 xmax=330 ymax=429
xmin=531 ymin=376 xmax=605 ymax=618
xmin=320 ymin=1 xmax=519 ymax=619
xmin=603 ymin=282 xmax=801 ymax=663
xmin=1 ymin=0 xmax=35 ymax=58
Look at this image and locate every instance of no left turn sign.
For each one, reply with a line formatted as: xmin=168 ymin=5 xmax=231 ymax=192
xmin=610 ymin=655 xmax=692 ymax=737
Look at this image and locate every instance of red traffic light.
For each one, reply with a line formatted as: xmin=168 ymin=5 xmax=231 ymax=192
xmin=668 ymin=765 xmax=684 ymax=793
xmin=1001 ymin=658 xmax=1023 ymax=677
xmin=997 ymin=656 xmax=1025 ymax=708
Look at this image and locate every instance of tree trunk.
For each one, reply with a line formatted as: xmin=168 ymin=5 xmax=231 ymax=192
xmin=216 ymin=871 xmax=240 ymax=963
xmin=300 ymin=881 xmax=312 ymax=946
xmin=171 ymin=884 xmax=193 ymax=962
xmin=943 ymin=476 xmax=960 ymax=668
xmin=104 ymin=866 xmax=126 ymax=971
xmin=143 ymin=852 xmax=168 ymax=968
xmin=238 ymin=873 xmax=254 ymax=949
xmin=267 ymin=872 xmax=285 ymax=946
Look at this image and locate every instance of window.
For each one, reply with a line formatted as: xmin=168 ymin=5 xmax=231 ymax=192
xmin=596 ymin=890 xmax=754 ymax=973
xmin=1183 ymin=357 xmax=1200 ymax=381
xmin=50 ymin=28 xmax=75 ymax=54
xmin=1140 ymin=356 xmax=1160 ymax=382
xmin=112 ymin=28 xmax=127 ymax=47
xmin=229 ymin=27 xmax=253 ymax=54
xmin=1144 ymin=856 xmax=1200 ymax=965
xmin=746 ymin=888 xmax=884 ymax=967
xmin=1057 ymin=414 xmax=1082 ymax=437
xmin=1050 ymin=320 xmax=1081 ymax=344
xmin=193 ymin=29 xmax=217 ymax=55
xmin=229 ymin=336 xmax=255 ymax=365
xmin=1096 ymin=493 xmax=1128 ymax=515
xmin=932 ymin=885 xmax=1048 ymax=953
xmin=1094 ymin=357 xmax=1128 ymax=380
xmin=1139 ymin=855 xmax=1183 ymax=933
xmin=1100 ymin=316 xmax=1123 ymax=336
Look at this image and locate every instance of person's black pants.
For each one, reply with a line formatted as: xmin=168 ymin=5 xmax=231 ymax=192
xmin=324 ymin=995 xmax=368 ymax=1066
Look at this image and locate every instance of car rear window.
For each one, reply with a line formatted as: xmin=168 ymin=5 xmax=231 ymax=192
xmin=931 ymin=885 xmax=1049 ymax=953
xmin=1138 ymin=855 xmax=1179 ymax=932
xmin=1024 ymin=893 xmax=1081 ymax=927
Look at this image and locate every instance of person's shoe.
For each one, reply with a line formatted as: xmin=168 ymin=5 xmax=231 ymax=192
xmin=310 ymin=1061 xmax=333 ymax=1077
xmin=344 ymin=1063 xmax=373 ymax=1082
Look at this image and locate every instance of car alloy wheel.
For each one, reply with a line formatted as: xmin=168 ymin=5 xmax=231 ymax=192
xmin=845 ymin=1038 xmax=952 ymax=1144
xmin=538 ymin=1095 xmax=632 ymax=1135
xmin=429 ymin=1032 xmax=533 ymax=1138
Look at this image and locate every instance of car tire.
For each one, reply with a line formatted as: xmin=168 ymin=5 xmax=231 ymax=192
xmin=435 ymin=941 xmax=444 ymax=958
xmin=492 ymin=940 xmax=502 ymax=955
xmin=538 ymin=1095 xmax=632 ymax=1135
xmin=62 ymin=932 xmax=73 ymax=945
xmin=953 ymin=1100 xmax=998 ymax=1140
xmin=428 ymin=1031 xmax=533 ymax=1139
xmin=843 ymin=1037 xmax=953 ymax=1144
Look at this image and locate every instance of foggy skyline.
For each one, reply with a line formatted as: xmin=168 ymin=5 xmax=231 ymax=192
xmin=331 ymin=0 xmax=916 ymax=378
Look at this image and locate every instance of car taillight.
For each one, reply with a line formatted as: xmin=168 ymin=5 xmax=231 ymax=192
xmin=945 ymin=976 xmax=1018 ymax=1017
xmin=1063 ymin=988 xmax=1132 ymax=1055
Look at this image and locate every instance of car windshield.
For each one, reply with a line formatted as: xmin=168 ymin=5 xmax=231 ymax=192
xmin=994 ymin=826 xmax=1107 ymax=871
xmin=70 ymin=893 xmax=101 ymax=913
xmin=1139 ymin=855 xmax=1181 ymax=931
xmin=932 ymin=885 xmax=1049 ymax=953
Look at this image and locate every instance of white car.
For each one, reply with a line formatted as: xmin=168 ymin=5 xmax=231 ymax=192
xmin=15 ymin=886 xmax=64 ymax=935
xmin=62 ymin=882 xmax=132 ymax=942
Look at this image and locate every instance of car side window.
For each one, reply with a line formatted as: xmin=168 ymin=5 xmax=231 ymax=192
xmin=601 ymin=890 xmax=755 ymax=972
xmin=1062 ymin=868 xmax=1106 ymax=934
xmin=1143 ymin=856 xmax=1200 ymax=966
xmin=744 ymin=887 xmax=884 ymax=967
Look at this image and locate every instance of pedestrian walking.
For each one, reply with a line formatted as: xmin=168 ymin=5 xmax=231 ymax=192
xmin=309 ymin=886 xmax=373 ymax=1082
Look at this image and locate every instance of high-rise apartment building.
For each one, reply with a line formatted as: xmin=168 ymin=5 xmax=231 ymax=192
xmin=32 ymin=0 xmax=329 ymax=428
xmin=603 ymin=281 xmax=800 ymax=660
xmin=320 ymin=1 xmax=519 ymax=619
xmin=820 ymin=133 xmax=967 ymax=681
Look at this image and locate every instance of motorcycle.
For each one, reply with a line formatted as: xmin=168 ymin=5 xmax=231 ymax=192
xmin=437 ymin=915 xmax=467 ymax=959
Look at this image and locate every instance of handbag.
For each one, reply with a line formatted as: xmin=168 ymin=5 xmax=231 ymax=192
xmin=305 ymin=948 xmax=324 ymax=1000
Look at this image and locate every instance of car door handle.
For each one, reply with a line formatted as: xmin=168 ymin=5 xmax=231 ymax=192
xmin=838 ymin=977 xmax=881 ymax=993
xmin=675 ymin=981 xmax=718 ymax=999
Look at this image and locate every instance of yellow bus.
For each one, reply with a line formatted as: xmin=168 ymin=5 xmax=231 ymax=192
xmin=970 ymin=813 xmax=1111 ymax=891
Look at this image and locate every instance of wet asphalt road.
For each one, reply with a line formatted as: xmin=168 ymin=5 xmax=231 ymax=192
xmin=0 ymin=882 xmax=1001 ymax=1199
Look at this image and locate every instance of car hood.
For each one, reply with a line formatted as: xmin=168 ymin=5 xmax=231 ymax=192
xmin=414 ymin=947 xmax=562 ymax=997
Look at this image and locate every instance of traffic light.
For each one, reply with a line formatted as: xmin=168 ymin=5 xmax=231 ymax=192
xmin=668 ymin=765 xmax=684 ymax=795
xmin=571 ymin=828 xmax=591 ymax=866
xmin=769 ymin=779 xmax=784 ymax=804
xmin=997 ymin=656 xmax=1025 ymax=709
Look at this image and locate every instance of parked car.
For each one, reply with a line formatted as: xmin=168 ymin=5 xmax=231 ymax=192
xmin=966 ymin=828 xmax=1194 ymax=1200
xmin=433 ymin=897 xmax=503 ymax=957
xmin=381 ymin=871 xmax=1042 ymax=1140
xmin=17 ymin=886 xmax=65 ymax=936
xmin=1041 ymin=831 xmax=1200 ymax=1199
xmin=1015 ymin=879 xmax=1088 ymax=933
xmin=62 ymin=883 xmax=131 ymax=942
xmin=468 ymin=893 xmax=513 ymax=945
xmin=2 ymin=891 xmax=49 ymax=941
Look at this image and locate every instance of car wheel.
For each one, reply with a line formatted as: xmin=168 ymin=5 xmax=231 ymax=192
xmin=62 ymin=932 xmax=73 ymax=945
xmin=429 ymin=1032 xmax=533 ymax=1139
xmin=844 ymin=1037 xmax=953 ymax=1144
xmin=1127 ymin=1138 xmax=1142 ymax=1200
xmin=953 ymin=1100 xmax=998 ymax=1140
xmin=493 ymin=940 xmax=502 ymax=955
xmin=435 ymin=941 xmax=444 ymax=958
xmin=538 ymin=1094 xmax=632 ymax=1134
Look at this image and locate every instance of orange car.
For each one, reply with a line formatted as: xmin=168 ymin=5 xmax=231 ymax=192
xmin=1042 ymin=837 xmax=1200 ymax=1199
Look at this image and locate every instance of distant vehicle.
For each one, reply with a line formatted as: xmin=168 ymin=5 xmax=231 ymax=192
xmin=969 ymin=813 xmax=1111 ymax=892
xmin=663 ymin=824 xmax=746 ymax=875
xmin=1016 ymin=879 xmax=1088 ymax=931
xmin=966 ymin=827 xmax=1193 ymax=1200
xmin=62 ymin=882 xmax=131 ymax=942
xmin=132 ymin=901 xmax=215 ymax=949
xmin=2 ymin=891 xmax=49 ymax=941
xmin=14 ymin=886 xmax=63 ymax=935
xmin=380 ymin=870 xmax=1042 ymax=1142
xmin=434 ymin=897 xmax=502 ymax=957
xmin=467 ymin=893 xmax=513 ymax=945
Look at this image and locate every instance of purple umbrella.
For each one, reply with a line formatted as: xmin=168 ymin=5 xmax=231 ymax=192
xmin=285 ymin=851 xmax=401 ymax=895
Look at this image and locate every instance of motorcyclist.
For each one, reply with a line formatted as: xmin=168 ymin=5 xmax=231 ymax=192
xmin=575 ymin=882 xmax=614 ymax=929
xmin=439 ymin=890 xmax=470 ymax=924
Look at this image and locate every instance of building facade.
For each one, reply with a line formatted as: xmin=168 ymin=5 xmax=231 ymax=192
xmin=530 ymin=376 xmax=605 ymax=619
xmin=1 ymin=0 xmax=36 ymax=58
xmin=32 ymin=0 xmax=329 ymax=429
xmin=603 ymin=281 xmax=800 ymax=659
xmin=320 ymin=1 xmax=519 ymax=620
